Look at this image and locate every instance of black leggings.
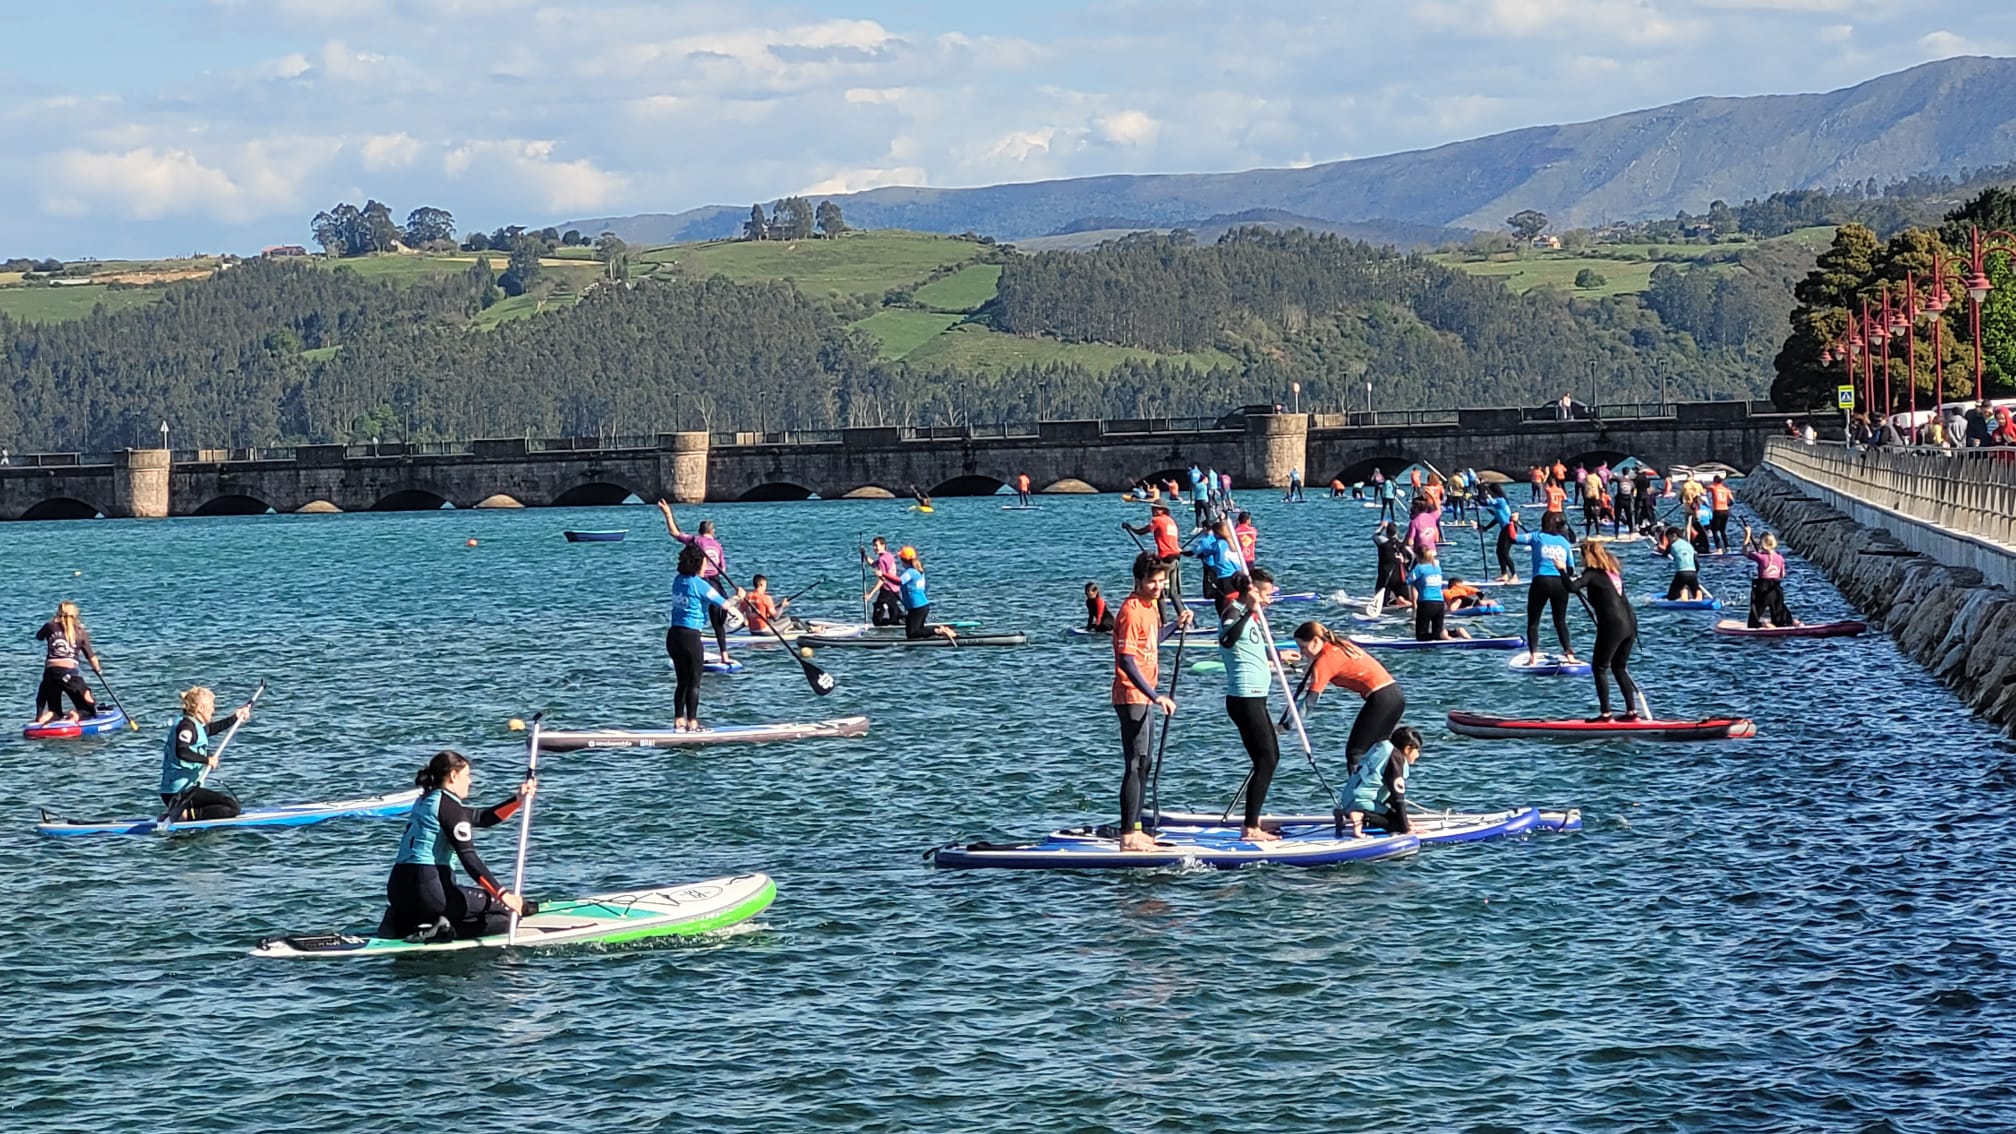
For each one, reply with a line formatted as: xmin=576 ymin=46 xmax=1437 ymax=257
xmin=159 ymin=787 xmax=239 ymax=822
xmin=666 ymin=627 xmax=705 ymax=720
xmin=905 ymin=604 xmax=931 ymax=639
xmin=379 ymin=862 xmax=512 ymax=941
xmin=1225 ymin=696 xmax=1280 ymax=831
xmin=1495 ymin=527 xmax=1517 ymax=577
xmin=707 ymin=576 xmax=731 ymax=656
xmin=1590 ymin=632 xmax=1638 ymax=717
xmin=1749 ymin=578 xmax=1793 ymax=628
xmin=1116 ymin=703 xmax=1154 ymax=832
xmin=1525 ymin=575 xmax=1573 ymax=654
xmin=36 ymin=668 xmax=95 ymax=717
xmin=1345 ymin=683 xmax=1406 ymax=773
xmin=872 ymin=589 xmax=903 ymax=626
xmin=1413 ymin=599 xmax=1446 ymax=642
xmin=1666 ymin=570 xmax=1700 ymax=600
xmin=1710 ymin=510 xmax=1731 ymax=551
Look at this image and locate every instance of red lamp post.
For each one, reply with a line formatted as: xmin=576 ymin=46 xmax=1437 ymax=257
xmin=1862 ymin=297 xmax=1887 ymax=419
xmin=1963 ymin=225 xmax=2016 ymax=404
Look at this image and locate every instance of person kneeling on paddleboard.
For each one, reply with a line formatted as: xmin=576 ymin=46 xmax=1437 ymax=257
xmin=896 ymin=547 xmax=955 ymax=641
xmin=1288 ymin=622 xmax=1403 ymax=774
xmin=379 ymin=751 xmax=536 ymax=944
xmin=1406 ymin=546 xmax=1471 ymax=642
xmin=1654 ymin=525 xmax=1706 ymax=601
xmin=1741 ymin=525 xmax=1801 ymax=629
xmin=668 ymin=543 xmax=746 ymax=732
xmin=1444 ymin=577 xmax=1486 ymax=614
xmin=32 ymin=601 xmax=102 ymax=726
xmin=741 ymin=575 xmax=789 ymax=634
xmin=1220 ymin=568 xmax=1282 ymax=845
xmin=160 ymin=686 xmax=251 ymax=822
xmin=1566 ymin=540 xmax=1641 ymax=722
xmin=1083 ymin=582 xmax=1116 ymax=633
xmin=1113 ymin=554 xmax=1195 ymax=851
xmin=1344 ymin=726 xmax=1422 ymax=838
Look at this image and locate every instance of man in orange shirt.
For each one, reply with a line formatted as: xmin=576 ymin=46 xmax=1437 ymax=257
xmin=1124 ymin=502 xmax=1186 ymax=604
xmin=1544 ymin=478 xmax=1566 ymax=515
xmin=1707 ymin=475 xmax=1735 ymax=553
xmin=1112 ymin=554 xmax=1193 ymax=850
xmin=1015 ymin=473 xmax=1033 ymax=507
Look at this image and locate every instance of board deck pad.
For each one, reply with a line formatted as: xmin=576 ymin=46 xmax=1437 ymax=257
xmin=540 ymin=716 xmax=870 ymax=751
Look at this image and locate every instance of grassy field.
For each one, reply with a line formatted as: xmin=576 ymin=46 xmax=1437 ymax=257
xmin=912 ymin=263 xmax=1003 ymax=313
xmin=0 ymin=285 xmax=166 ymax=323
xmin=1432 ymin=226 xmax=1838 ymax=297
xmin=638 ymin=231 xmax=988 ymax=300
xmin=853 ymin=309 xmax=966 ymax=359
xmin=322 ymin=252 xmax=593 ymax=280
xmin=904 ymin=324 xmax=1236 ymax=374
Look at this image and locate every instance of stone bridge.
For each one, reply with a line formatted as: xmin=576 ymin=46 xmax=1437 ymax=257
xmin=0 ymin=402 xmax=1797 ymax=519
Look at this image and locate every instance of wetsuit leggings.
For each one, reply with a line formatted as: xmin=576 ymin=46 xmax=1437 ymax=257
xmin=159 ymin=788 xmax=239 ymax=822
xmin=1360 ymin=803 xmax=1410 ymax=835
xmin=1589 ymin=632 xmax=1639 ymax=717
xmin=666 ymin=627 xmax=705 ymax=720
xmin=1413 ymin=599 xmax=1446 ymax=642
xmin=706 ymin=576 xmax=732 ymax=656
xmin=1495 ymin=528 xmax=1517 ymax=577
xmin=1225 ymin=696 xmax=1280 ymax=831
xmin=1582 ymin=499 xmax=1602 ymax=535
xmin=1380 ymin=498 xmax=1397 ymax=522
xmin=1525 ymin=576 xmax=1573 ymax=654
xmin=1345 ymin=684 xmax=1406 ymax=773
xmin=1710 ymin=509 xmax=1731 ymax=551
xmin=379 ymin=862 xmax=512 ymax=941
xmin=1749 ymin=579 xmax=1792 ymax=628
xmin=1116 ymin=703 xmax=1154 ymax=832
xmin=905 ymin=603 xmax=932 ymax=639
xmin=36 ymin=667 xmax=94 ymax=718
xmin=872 ymin=589 xmax=903 ymax=626
xmin=1666 ymin=570 xmax=1700 ymax=600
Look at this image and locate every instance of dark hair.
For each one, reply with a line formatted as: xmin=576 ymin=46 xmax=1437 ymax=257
xmin=1391 ymin=726 xmax=1424 ymax=752
xmin=1541 ymin=511 xmax=1568 ymax=536
xmin=873 ymin=536 xmax=887 ymax=547
xmin=1487 ymin=482 xmax=1505 ymax=499
xmin=752 ymin=574 xmax=768 ymax=588
xmin=1131 ymin=552 xmax=1166 ymax=582
xmin=1236 ymin=511 xmax=1250 ymax=524
xmin=1249 ymin=566 xmax=1275 ymax=587
xmin=699 ymin=520 xmax=716 ymax=536
xmin=677 ymin=544 xmax=706 ymax=575
xmin=416 ymin=750 xmax=470 ymax=789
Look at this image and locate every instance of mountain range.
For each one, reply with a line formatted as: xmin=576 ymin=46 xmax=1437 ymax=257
xmin=567 ymin=56 xmax=2016 ymax=249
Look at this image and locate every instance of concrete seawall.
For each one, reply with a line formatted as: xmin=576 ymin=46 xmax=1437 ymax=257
xmin=1741 ymin=465 xmax=2016 ymax=735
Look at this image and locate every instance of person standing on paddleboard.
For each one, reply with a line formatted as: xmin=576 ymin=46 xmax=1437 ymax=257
xmin=160 ymin=686 xmax=250 ymax=822
xmin=1234 ymin=511 xmax=1259 ymax=566
xmin=1124 ymin=502 xmax=1186 ymax=602
xmin=1479 ymin=482 xmax=1519 ymax=583
xmin=1514 ymin=511 xmax=1579 ymax=664
xmin=659 ymin=501 xmax=737 ymax=667
xmin=1289 ymin=621 xmax=1403 ymax=773
xmin=1567 ymin=540 xmax=1641 ymax=721
xmin=1015 ymin=473 xmax=1032 ymax=508
xmin=1343 ymin=726 xmax=1422 ymax=838
xmin=668 ymin=543 xmax=744 ymax=732
xmin=1371 ymin=522 xmax=1413 ymax=610
xmin=378 ymin=750 xmax=537 ymax=943
xmin=1219 ymin=568 xmax=1283 ymax=845
xmin=31 ymin=601 xmax=101 ymax=725
xmin=1112 ymin=554 xmax=1195 ymax=851
xmin=1741 ymin=525 xmax=1802 ymax=629
xmin=1707 ymin=476 xmax=1735 ymax=553
xmin=863 ymin=537 xmax=904 ymax=626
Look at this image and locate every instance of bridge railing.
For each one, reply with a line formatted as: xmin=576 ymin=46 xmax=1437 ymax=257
xmin=1763 ymin=437 xmax=2016 ymax=552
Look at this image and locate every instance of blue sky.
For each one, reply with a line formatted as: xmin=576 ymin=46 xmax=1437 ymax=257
xmin=2 ymin=0 xmax=2012 ymax=257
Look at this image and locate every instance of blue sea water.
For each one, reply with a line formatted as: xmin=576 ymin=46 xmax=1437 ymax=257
xmin=0 ymin=491 xmax=2010 ymax=1133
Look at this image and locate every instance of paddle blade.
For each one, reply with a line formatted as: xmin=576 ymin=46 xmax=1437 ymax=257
xmin=800 ymin=657 xmax=836 ymax=695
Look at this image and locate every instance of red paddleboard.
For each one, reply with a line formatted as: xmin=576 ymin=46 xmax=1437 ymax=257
xmin=1712 ymin=619 xmax=1865 ymax=639
xmin=1446 ymin=711 xmax=1755 ymax=741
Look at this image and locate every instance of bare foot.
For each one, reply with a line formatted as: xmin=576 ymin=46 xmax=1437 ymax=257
xmin=1241 ymin=826 xmax=1282 ymax=843
xmin=1119 ymin=830 xmax=1158 ymax=852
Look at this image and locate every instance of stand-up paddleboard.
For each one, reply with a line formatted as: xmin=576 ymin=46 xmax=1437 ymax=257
xmin=1150 ymin=807 xmax=1581 ymax=844
xmin=1508 ymin=651 xmax=1591 ymax=676
xmin=563 ymin=529 xmax=627 ymax=543
xmin=251 ymin=873 xmax=775 ymax=958
xmin=842 ymin=620 xmax=981 ymax=633
xmin=1449 ymin=602 xmax=1504 ymax=617
xmin=927 ymin=827 xmax=1420 ymax=870
xmin=703 ymin=653 xmax=746 ymax=674
xmin=1183 ymin=592 xmax=1320 ymax=606
xmin=1446 ymin=710 xmax=1756 ymax=741
xmin=801 ymin=631 xmax=1029 ymax=648
xmin=1000 ymin=504 xmax=1043 ymax=511
xmin=1350 ymin=635 xmax=1526 ymax=651
xmin=539 ymin=715 xmax=869 ymax=751
xmin=1651 ymin=597 xmax=1722 ymax=610
xmin=1713 ymin=619 xmax=1866 ymax=639
xmin=36 ymin=789 xmax=421 ymax=838
xmin=22 ymin=708 xmax=127 ymax=740
xmin=719 ymin=621 xmax=864 ymax=648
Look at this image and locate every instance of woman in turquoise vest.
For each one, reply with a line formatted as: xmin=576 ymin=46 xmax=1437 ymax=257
xmin=159 ymin=687 xmax=251 ymax=822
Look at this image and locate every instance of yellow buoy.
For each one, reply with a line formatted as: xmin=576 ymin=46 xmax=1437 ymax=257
xmin=507 ymin=718 xmax=525 ymax=732
xmin=799 ymin=647 xmax=814 ymax=658
xmin=466 ymin=538 xmax=479 ymax=547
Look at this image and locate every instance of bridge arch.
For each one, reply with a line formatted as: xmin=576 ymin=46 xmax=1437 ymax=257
xmin=1042 ymin=478 xmax=1097 ymax=494
xmin=192 ymin=494 xmax=276 ymax=516
xmin=18 ymin=497 xmax=102 ymax=521
xmin=297 ymin=500 xmax=342 ymax=514
xmin=839 ymin=485 xmax=896 ymax=499
xmin=929 ymin=474 xmax=1007 ymax=497
xmin=372 ymin=489 xmax=455 ymax=512
xmin=738 ymin=481 xmax=817 ymax=502
xmin=474 ymin=494 xmax=524 ymax=509
xmin=552 ymin=482 xmax=640 ymax=508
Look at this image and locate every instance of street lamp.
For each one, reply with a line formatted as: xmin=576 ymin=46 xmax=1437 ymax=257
xmin=1364 ymin=380 xmax=1373 ymax=417
xmin=1964 ymin=224 xmax=2016 ymax=404
xmin=1291 ymin=381 xmax=1301 ymax=414
xmin=159 ymin=420 xmax=169 ymax=451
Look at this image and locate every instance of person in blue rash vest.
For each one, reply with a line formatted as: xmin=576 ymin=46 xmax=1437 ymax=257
xmin=1478 ymin=482 xmax=1520 ymax=583
xmin=668 ymin=542 xmax=744 ymax=732
xmin=1344 ymin=726 xmax=1423 ymax=837
xmin=1513 ymin=510 xmax=1578 ymax=663
xmin=1219 ymin=567 xmax=1282 ymax=844
xmin=159 ymin=686 xmax=251 ymax=821
xmin=1406 ymin=545 xmax=1471 ymax=641
xmin=897 ymin=546 xmax=956 ymax=640
xmin=1655 ymin=524 xmax=1706 ymax=601
xmin=377 ymin=750 xmax=538 ymax=943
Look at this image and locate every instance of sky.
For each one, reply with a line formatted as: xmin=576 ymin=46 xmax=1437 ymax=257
xmin=2 ymin=0 xmax=2012 ymax=258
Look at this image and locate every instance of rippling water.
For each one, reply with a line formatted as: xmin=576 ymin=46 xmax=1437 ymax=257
xmin=2 ymin=490 xmax=2011 ymax=1132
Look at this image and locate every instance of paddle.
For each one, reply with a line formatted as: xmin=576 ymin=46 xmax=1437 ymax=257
xmin=857 ymin=533 xmax=872 ymax=626
xmin=1147 ymin=566 xmax=1192 ymax=830
xmin=507 ymin=711 xmax=543 ymax=947
xmin=159 ymin=680 xmax=265 ymax=832
xmin=666 ymin=501 xmax=835 ymax=695
xmin=91 ymin=665 xmax=140 ymax=731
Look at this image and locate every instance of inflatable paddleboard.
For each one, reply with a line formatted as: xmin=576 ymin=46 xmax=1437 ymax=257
xmin=36 ymin=789 xmax=422 ymax=838
xmin=22 ymin=708 xmax=127 ymax=740
xmin=1151 ymin=807 xmax=1581 ymax=844
xmin=999 ymin=504 xmax=1043 ymax=511
xmin=251 ymin=873 xmax=776 ymax=958
xmin=1449 ymin=602 xmax=1504 ymax=617
xmin=1350 ymin=635 xmax=1526 ymax=651
xmin=1651 ymin=597 xmax=1722 ymax=610
xmin=703 ymin=653 xmax=746 ymax=674
xmin=719 ymin=622 xmax=865 ymax=648
xmin=1446 ymin=710 xmax=1755 ymax=741
xmin=1183 ymin=592 xmax=1320 ymax=606
xmin=801 ymin=631 xmax=1030 ymax=648
xmin=1712 ymin=619 xmax=1866 ymax=639
xmin=1508 ymin=652 xmax=1591 ymax=676
xmin=928 ymin=827 xmax=1419 ymax=870
xmin=539 ymin=715 xmax=870 ymax=752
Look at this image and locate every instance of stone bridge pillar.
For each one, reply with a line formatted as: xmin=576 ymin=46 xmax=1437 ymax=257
xmin=1242 ymin=413 xmax=1308 ymax=488
xmin=659 ymin=432 xmax=709 ymax=503
xmin=112 ymin=449 xmax=170 ymax=518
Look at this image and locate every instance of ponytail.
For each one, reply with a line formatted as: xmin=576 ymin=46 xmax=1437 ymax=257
xmin=1292 ymin=619 xmax=1350 ymax=650
xmin=415 ymin=750 xmax=470 ymax=790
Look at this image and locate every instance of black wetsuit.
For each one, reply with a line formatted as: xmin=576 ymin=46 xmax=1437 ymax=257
xmin=1373 ymin=533 xmax=1409 ymax=603
xmin=34 ymin=621 xmax=98 ymax=718
xmin=379 ymin=788 xmax=524 ymax=941
xmin=1567 ymin=567 xmax=1639 ymax=717
xmin=159 ymin=712 xmax=243 ymax=822
xmin=1220 ymin=604 xmax=1280 ymax=831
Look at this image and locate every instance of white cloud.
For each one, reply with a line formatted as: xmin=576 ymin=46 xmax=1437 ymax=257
xmin=1095 ymin=109 xmax=1159 ymax=147
xmin=359 ymin=133 xmax=422 ymax=171
xmin=440 ymin=140 xmax=626 ymax=212
xmin=797 ymin=165 xmax=928 ymax=195
xmin=40 ymin=145 xmax=299 ymax=221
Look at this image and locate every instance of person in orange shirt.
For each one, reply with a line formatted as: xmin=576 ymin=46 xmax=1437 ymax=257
xmin=1544 ymin=479 xmax=1566 ymax=515
xmin=1015 ymin=473 xmax=1033 ymax=508
xmin=1234 ymin=511 xmax=1258 ymax=565
xmin=1112 ymin=554 xmax=1194 ymax=850
xmin=1528 ymin=465 xmax=1545 ymax=503
xmin=1552 ymin=460 xmax=1567 ymax=485
xmin=1443 ymin=577 xmax=1487 ymax=613
xmin=1707 ymin=475 xmax=1735 ymax=552
xmin=1123 ymin=501 xmax=1186 ymax=602
xmin=1289 ymin=621 xmax=1405 ymax=773
xmin=739 ymin=575 xmax=789 ymax=633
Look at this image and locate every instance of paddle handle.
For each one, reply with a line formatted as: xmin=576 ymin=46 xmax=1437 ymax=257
xmin=507 ymin=712 xmax=543 ymax=946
